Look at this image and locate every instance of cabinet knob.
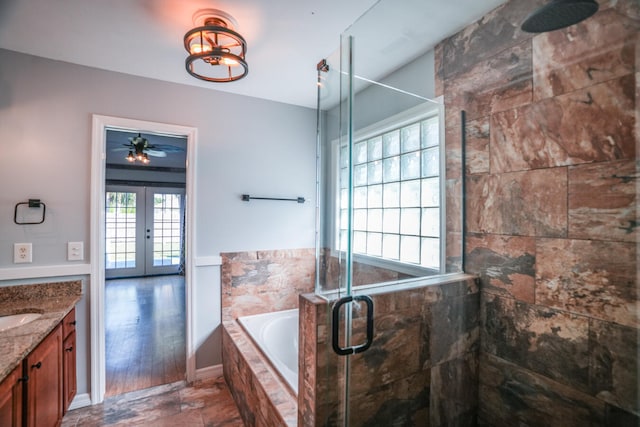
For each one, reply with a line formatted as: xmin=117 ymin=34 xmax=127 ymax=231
xmin=70 ymin=320 xmax=77 ymax=326
xmin=66 ymin=346 xmax=74 ymax=352
xmin=32 ymin=361 xmax=42 ymax=369
xmin=18 ymin=375 xmax=29 ymax=383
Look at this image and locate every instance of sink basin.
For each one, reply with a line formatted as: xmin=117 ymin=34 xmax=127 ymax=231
xmin=0 ymin=313 xmax=43 ymax=332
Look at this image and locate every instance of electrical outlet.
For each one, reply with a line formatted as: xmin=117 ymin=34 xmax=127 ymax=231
xmin=67 ymin=241 xmax=84 ymax=261
xmin=14 ymin=243 xmax=32 ymax=263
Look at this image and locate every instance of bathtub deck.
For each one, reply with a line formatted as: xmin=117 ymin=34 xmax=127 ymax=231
xmin=223 ymin=320 xmax=298 ymax=426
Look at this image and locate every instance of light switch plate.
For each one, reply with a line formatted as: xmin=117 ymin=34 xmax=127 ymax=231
xmin=67 ymin=241 xmax=84 ymax=261
xmin=14 ymin=243 xmax=32 ymax=263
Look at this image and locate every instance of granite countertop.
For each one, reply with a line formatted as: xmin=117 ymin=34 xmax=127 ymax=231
xmin=0 ymin=280 xmax=82 ymax=383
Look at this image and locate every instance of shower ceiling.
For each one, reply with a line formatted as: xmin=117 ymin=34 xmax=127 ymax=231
xmin=0 ymin=0 xmax=506 ymax=108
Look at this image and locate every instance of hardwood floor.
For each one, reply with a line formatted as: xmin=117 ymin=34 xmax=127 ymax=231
xmin=105 ymin=275 xmax=186 ymax=397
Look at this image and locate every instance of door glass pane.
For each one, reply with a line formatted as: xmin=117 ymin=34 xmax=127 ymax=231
xmin=152 ymin=193 xmax=182 ymax=267
xmin=105 ymin=191 xmax=137 ymax=269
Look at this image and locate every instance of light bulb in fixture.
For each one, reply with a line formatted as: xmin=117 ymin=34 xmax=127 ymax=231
xmin=126 ymin=151 xmax=136 ymax=162
xmin=190 ymin=43 xmax=213 ymax=54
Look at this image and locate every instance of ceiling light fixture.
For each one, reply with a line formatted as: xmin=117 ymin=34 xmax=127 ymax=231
xmin=183 ymin=9 xmax=248 ymax=82
xmin=125 ymin=133 xmax=151 ymax=164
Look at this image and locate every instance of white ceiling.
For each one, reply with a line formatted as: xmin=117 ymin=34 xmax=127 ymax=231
xmin=0 ymin=0 xmax=507 ymax=109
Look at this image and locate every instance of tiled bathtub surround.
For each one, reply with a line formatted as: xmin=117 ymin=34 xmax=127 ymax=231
xmin=299 ymin=276 xmax=480 ymax=426
xmin=435 ymin=0 xmax=639 ymax=425
xmin=220 ymin=248 xmax=315 ymax=322
xmin=221 ymin=248 xmax=315 ymax=426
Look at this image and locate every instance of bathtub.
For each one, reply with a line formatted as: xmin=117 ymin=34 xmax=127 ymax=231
xmin=237 ymin=308 xmax=299 ymax=394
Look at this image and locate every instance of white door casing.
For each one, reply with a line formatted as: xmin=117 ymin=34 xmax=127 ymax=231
xmin=90 ymin=115 xmax=197 ymax=404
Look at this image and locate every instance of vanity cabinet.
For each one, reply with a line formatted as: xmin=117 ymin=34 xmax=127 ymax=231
xmin=0 ymin=364 xmax=24 ymax=427
xmin=0 ymin=307 xmax=77 ymax=427
xmin=62 ymin=308 xmax=76 ymax=413
xmin=26 ymin=323 xmax=63 ymax=427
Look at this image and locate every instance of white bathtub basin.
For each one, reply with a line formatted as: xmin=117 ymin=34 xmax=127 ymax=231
xmin=0 ymin=313 xmax=42 ymax=332
xmin=238 ymin=309 xmax=299 ymax=394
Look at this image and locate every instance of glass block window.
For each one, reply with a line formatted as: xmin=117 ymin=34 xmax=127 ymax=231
xmin=338 ymin=114 xmax=440 ymax=269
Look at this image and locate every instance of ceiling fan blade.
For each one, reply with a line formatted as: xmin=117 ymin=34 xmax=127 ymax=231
xmin=152 ymin=144 xmax=186 ymax=153
xmin=145 ymin=150 xmax=167 ymax=158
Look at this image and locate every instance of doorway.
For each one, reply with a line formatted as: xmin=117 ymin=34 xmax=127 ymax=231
xmin=90 ymin=115 xmax=197 ymax=404
xmin=103 ymin=129 xmax=187 ymax=397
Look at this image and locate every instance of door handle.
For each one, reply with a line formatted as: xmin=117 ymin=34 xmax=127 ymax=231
xmin=331 ymin=295 xmax=374 ymax=356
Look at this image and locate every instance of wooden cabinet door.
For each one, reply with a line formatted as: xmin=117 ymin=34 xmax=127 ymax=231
xmin=26 ymin=324 xmax=63 ymax=427
xmin=62 ymin=330 xmax=77 ymax=413
xmin=0 ymin=364 xmax=24 ymax=427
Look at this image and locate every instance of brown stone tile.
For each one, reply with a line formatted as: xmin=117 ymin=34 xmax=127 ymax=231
xmin=481 ymin=294 xmax=590 ymax=391
xmin=445 ymin=118 xmax=462 ymax=180
xmin=535 ymin=238 xmax=638 ymax=328
xmin=221 ymin=248 xmax=315 ymax=320
xmin=444 ymin=40 xmax=533 ymax=121
xmin=533 ymin=8 xmax=639 ymax=100
xmin=466 ymin=233 xmax=536 ymax=303
xmin=446 ymin=178 xmax=462 ymax=233
xmin=478 ymin=352 xmax=605 ymax=427
xmin=589 ymin=319 xmax=639 ymax=415
xmin=491 ymin=75 xmax=636 ymax=173
xmin=434 ymin=42 xmax=444 ymax=98
xmin=349 ymin=371 xmax=430 ymax=427
xmin=568 ymin=159 xmax=638 ymax=242
xmin=466 ymin=116 xmax=490 ymax=175
xmin=466 ymin=168 xmax=567 ymax=237
xmin=349 ymin=310 xmax=422 ymax=396
xmin=62 ymin=378 xmax=242 ymax=427
xmin=441 ymin=0 xmax=542 ymax=78
xmin=430 ymin=352 xmax=478 ymax=427
xmin=445 ymin=230 xmax=463 ymax=273
xmin=426 ymin=294 xmax=480 ymax=367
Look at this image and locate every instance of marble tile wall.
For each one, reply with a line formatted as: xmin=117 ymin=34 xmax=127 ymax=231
xmin=299 ymin=277 xmax=480 ymax=427
xmin=435 ymin=0 xmax=639 ymax=425
xmin=220 ymin=248 xmax=316 ymax=321
xmin=318 ymin=249 xmax=414 ymax=290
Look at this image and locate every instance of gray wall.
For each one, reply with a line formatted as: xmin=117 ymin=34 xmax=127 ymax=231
xmin=0 ymin=48 xmax=316 ymax=395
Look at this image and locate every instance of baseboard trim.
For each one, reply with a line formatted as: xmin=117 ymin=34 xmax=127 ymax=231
xmin=194 ymin=364 xmax=223 ymax=381
xmin=68 ymin=393 xmax=92 ymax=410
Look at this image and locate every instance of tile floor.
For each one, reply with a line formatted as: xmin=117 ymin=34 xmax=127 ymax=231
xmin=61 ymin=377 xmax=244 ymax=426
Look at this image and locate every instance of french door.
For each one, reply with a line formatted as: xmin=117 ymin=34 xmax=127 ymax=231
xmin=105 ymin=185 xmax=185 ymax=278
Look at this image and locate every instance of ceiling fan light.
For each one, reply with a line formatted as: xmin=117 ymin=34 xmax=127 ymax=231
xmin=126 ymin=151 xmax=136 ymax=162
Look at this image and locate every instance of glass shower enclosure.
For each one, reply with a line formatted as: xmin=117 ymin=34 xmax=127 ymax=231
xmin=312 ymin=0 xmax=467 ymax=424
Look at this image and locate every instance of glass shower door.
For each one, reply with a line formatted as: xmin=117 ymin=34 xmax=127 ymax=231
xmin=314 ymin=1 xmax=450 ymax=423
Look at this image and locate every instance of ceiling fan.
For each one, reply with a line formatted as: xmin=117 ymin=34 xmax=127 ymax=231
xmin=110 ymin=132 xmax=184 ymax=164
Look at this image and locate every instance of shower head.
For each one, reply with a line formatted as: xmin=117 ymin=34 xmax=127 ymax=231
xmin=521 ymin=0 xmax=599 ymax=33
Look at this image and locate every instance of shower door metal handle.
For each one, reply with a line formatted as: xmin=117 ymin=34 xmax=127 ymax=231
xmin=331 ymin=295 xmax=374 ymax=356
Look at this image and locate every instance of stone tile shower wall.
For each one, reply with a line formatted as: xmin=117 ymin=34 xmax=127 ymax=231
xmin=299 ymin=277 xmax=480 ymax=426
xmin=434 ymin=0 xmax=639 ymax=425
